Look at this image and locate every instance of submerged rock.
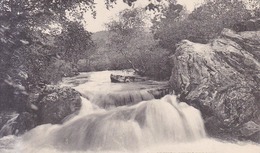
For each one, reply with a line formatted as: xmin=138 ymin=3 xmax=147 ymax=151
xmin=38 ymin=85 xmax=82 ymax=124
xmin=169 ymin=28 xmax=260 ymax=142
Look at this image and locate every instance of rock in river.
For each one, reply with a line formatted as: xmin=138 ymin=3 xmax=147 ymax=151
xmin=38 ymin=85 xmax=82 ymax=124
xmin=169 ymin=28 xmax=260 ymax=142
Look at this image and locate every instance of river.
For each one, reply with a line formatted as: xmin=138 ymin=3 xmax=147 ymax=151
xmin=0 ymin=70 xmax=259 ymax=153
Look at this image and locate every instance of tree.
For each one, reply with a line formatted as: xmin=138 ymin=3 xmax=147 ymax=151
xmin=0 ymin=0 xmax=176 ymax=86
xmin=188 ymin=0 xmax=252 ymax=40
xmin=152 ymin=0 xmax=254 ymax=52
xmin=106 ymin=8 xmax=171 ymax=79
xmin=151 ymin=2 xmax=185 ymax=51
xmin=55 ymin=21 xmax=95 ymax=64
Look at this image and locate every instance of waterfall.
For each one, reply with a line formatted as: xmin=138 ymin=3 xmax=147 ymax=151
xmin=20 ymin=95 xmax=206 ymax=152
xmin=91 ymin=90 xmax=154 ymax=109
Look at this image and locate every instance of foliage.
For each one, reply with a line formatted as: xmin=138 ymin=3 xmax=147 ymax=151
xmin=55 ymin=21 xmax=95 ymax=63
xmin=0 ymin=0 xmax=97 ymax=86
xmin=105 ymin=8 xmax=171 ymax=80
xmin=152 ymin=0 xmax=254 ymax=52
xmin=151 ymin=2 xmax=185 ymax=51
xmin=0 ymin=0 xmax=170 ymax=85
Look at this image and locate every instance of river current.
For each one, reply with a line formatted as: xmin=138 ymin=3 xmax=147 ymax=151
xmin=0 ymin=70 xmax=259 ymax=153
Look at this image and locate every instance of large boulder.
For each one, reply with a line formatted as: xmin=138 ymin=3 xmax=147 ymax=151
xmin=0 ymin=85 xmax=82 ymax=138
xmin=37 ymin=85 xmax=82 ymax=124
xmin=169 ymin=28 xmax=260 ymax=142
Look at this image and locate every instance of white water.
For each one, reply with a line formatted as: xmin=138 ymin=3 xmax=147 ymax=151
xmin=0 ymin=70 xmax=260 ymax=153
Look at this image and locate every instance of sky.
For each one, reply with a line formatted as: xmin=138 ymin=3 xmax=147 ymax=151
xmin=83 ymin=0 xmax=204 ymax=32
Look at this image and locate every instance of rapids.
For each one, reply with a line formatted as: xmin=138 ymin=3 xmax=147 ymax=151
xmin=0 ymin=70 xmax=260 ymax=153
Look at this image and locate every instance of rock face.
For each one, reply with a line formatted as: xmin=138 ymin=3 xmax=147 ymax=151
xmin=37 ymin=85 xmax=82 ymax=124
xmin=169 ymin=28 xmax=260 ymax=142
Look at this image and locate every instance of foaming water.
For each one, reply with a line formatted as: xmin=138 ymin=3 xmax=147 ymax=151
xmin=61 ymin=70 xmax=167 ymax=102
xmin=3 ymin=95 xmax=260 ymax=153
xmin=18 ymin=95 xmax=206 ymax=152
xmin=2 ymin=137 xmax=260 ymax=153
xmin=91 ymin=90 xmax=154 ymax=109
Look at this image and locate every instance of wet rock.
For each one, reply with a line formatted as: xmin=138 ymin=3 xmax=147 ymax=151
xmin=169 ymin=28 xmax=260 ymax=142
xmin=0 ymin=112 xmax=19 ymax=137
xmin=12 ymin=112 xmax=38 ymax=135
xmin=0 ymin=112 xmax=16 ymax=130
xmin=38 ymin=86 xmax=82 ymax=124
xmin=0 ymin=112 xmax=37 ymax=137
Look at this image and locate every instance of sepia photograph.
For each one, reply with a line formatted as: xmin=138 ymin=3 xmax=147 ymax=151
xmin=0 ymin=0 xmax=259 ymax=153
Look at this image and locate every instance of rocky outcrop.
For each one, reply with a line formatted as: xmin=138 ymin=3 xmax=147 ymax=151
xmin=37 ymin=85 xmax=82 ymax=124
xmin=169 ymin=28 xmax=260 ymax=142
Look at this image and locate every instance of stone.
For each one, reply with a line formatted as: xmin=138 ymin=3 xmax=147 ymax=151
xmin=169 ymin=28 xmax=260 ymax=142
xmin=12 ymin=112 xmax=37 ymax=135
xmin=38 ymin=86 xmax=82 ymax=124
